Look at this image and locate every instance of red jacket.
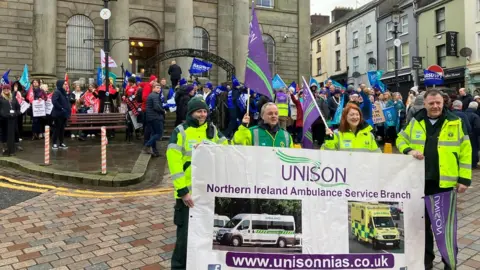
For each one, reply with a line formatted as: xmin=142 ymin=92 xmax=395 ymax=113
xmin=291 ymin=93 xmax=303 ymax=128
xmin=140 ymin=75 xmax=157 ymax=111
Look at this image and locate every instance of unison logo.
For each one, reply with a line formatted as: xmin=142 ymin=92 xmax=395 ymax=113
xmin=276 ymin=151 xmax=348 ymax=187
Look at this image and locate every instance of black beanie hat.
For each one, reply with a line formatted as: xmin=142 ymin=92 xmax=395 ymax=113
xmin=187 ymin=97 xmax=209 ymax=115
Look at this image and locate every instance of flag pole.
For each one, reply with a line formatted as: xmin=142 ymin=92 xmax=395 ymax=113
xmin=302 ymin=76 xmax=328 ymax=128
xmin=246 ymin=88 xmax=250 ymax=128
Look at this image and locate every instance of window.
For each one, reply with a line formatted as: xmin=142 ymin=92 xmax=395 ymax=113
xmin=252 ymin=220 xmax=269 ymax=230
xmin=366 ymin=52 xmax=374 ymax=70
xmin=256 ymin=0 xmax=274 ymax=8
xmin=262 ymin=34 xmax=276 ymax=75
xmin=317 ymin=57 xmax=321 ymax=75
xmin=366 ymin=26 xmax=372 ymax=43
xmin=401 ymin=43 xmax=410 ymax=68
xmin=335 ymin=30 xmax=341 ymax=45
xmin=387 ymin=47 xmax=395 ymax=71
xmin=353 ymin=31 xmax=359 ymax=48
xmin=436 ymin=8 xmax=445 ymax=33
xmin=66 ymin=15 xmax=94 ymax=74
xmin=335 ymin=50 xmax=341 ymax=71
xmin=400 ymin=15 xmax=408 ymax=35
xmin=437 ymin=44 xmax=446 ymax=67
xmin=386 ymin=22 xmax=393 ymax=40
xmin=353 ymin=56 xmax=359 ymax=72
xmin=317 ymin=39 xmax=321 ymax=52
xmin=193 ymin=27 xmax=210 ymax=77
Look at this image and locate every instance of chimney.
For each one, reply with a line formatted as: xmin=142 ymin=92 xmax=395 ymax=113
xmin=310 ymin=14 xmax=330 ymax=33
xmin=331 ymin=7 xmax=353 ymax=22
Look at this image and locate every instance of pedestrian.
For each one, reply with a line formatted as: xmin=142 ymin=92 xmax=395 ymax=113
xmin=174 ymin=84 xmax=195 ymax=126
xmin=451 ymin=100 xmax=472 ymax=135
xmin=0 ymin=84 xmax=21 ymax=156
xmin=465 ymin=101 xmax=480 ymax=168
xmin=51 ymin=80 xmax=71 ymax=150
xmin=168 ymin=60 xmax=182 ymax=88
xmin=406 ymin=94 xmax=424 ymax=124
xmin=168 ymin=97 xmax=229 ymax=270
xmin=233 ymin=102 xmax=294 ymax=147
xmin=322 ymin=103 xmax=380 ymax=152
xmin=396 ymin=89 xmax=471 ymax=270
xmin=458 ymin=88 xmax=473 ymax=111
xmin=142 ymin=83 xmax=165 ymax=157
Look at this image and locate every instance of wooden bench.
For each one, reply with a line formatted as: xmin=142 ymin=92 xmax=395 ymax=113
xmin=65 ymin=113 xmax=127 ymax=131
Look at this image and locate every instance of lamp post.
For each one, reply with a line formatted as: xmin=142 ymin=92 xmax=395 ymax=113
xmin=391 ymin=4 xmax=402 ymax=92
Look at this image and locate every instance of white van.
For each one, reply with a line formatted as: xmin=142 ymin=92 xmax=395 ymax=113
xmin=213 ymin=215 xmax=230 ymax=240
xmin=216 ymin=214 xmax=297 ymax=248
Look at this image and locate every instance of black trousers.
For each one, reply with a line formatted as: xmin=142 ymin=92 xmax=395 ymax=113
xmin=1 ymin=118 xmax=17 ymax=155
xmin=171 ymin=200 xmax=190 ymax=270
xmin=52 ymin=117 xmax=66 ymax=145
xmin=425 ymin=183 xmax=454 ymax=270
xmin=171 ymin=78 xmax=179 ymax=89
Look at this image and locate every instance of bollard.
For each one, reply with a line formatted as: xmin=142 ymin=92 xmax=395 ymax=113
xmin=383 ymin=143 xmax=393 ymax=154
xmin=44 ymin=125 xmax=50 ymax=165
xmin=101 ymin=126 xmax=107 ymax=174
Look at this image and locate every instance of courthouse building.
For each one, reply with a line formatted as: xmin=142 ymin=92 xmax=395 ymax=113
xmin=0 ymin=0 xmax=310 ymax=85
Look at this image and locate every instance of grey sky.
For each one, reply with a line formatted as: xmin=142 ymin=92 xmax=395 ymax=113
xmin=311 ymin=0 xmax=373 ymax=19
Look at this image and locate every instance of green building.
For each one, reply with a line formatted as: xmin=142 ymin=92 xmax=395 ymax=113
xmin=416 ymin=0 xmax=467 ymax=90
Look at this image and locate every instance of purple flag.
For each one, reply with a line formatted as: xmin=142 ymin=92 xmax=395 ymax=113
xmin=301 ymin=76 xmax=322 ymax=149
xmin=425 ymin=190 xmax=458 ymax=269
xmin=244 ymin=3 xmax=274 ymax=101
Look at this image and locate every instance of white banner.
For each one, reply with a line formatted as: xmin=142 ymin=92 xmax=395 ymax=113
xmin=45 ymin=99 xmax=53 ymax=115
xmin=188 ymin=146 xmax=425 ymax=270
xmin=32 ymin=100 xmax=46 ymax=117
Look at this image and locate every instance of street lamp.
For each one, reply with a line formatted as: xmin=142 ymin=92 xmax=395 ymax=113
xmin=391 ymin=4 xmax=402 ymax=92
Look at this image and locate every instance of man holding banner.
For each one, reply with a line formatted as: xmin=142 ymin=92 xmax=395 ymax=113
xmin=397 ymin=89 xmax=472 ymax=270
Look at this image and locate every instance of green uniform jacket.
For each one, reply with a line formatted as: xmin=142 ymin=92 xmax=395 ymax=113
xmin=233 ymin=123 xmax=293 ymax=148
xmin=321 ymin=122 xmax=381 ymax=153
xmin=396 ymin=109 xmax=472 ymax=188
xmin=167 ymin=117 xmax=229 ymax=199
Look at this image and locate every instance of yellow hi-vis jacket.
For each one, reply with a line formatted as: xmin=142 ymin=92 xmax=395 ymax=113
xmin=396 ymin=110 xmax=472 ymax=188
xmin=321 ymin=123 xmax=381 ymax=153
xmin=167 ymin=121 xmax=229 ymax=199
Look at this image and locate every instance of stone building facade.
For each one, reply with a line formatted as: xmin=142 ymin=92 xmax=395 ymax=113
xmin=0 ymin=0 xmax=310 ymax=85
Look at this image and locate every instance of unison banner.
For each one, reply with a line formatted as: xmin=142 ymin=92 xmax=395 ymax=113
xmin=188 ymin=146 xmax=425 ymax=269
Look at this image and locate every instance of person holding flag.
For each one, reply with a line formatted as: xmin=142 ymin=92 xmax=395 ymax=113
xmin=397 ymin=89 xmax=471 ymax=270
xmin=233 ymin=102 xmax=293 ymax=148
xmin=322 ymin=103 xmax=380 ymax=152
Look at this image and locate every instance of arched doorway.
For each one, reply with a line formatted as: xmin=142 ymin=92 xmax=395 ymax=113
xmin=144 ymin=49 xmax=236 ymax=82
xmin=128 ymin=21 xmax=163 ymax=77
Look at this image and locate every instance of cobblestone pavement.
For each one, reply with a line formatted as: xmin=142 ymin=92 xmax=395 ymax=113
xmin=0 ymin=168 xmax=479 ymax=269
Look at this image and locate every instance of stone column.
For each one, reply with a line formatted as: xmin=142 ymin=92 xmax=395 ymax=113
xmin=175 ymin=0 xmax=193 ymax=80
xmin=297 ymin=0 xmax=311 ymax=83
xmin=109 ymin=0 xmax=130 ymax=80
xmin=32 ymin=0 xmax=57 ymax=80
xmin=217 ymin=0 xmax=234 ymax=83
xmin=233 ymin=0 xmax=249 ymax=82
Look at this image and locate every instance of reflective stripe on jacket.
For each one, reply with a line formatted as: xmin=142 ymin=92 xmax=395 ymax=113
xmin=167 ymin=122 xmax=229 ymax=199
xmin=321 ymin=124 xmax=381 ymax=153
xmin=396 ymin=114 xmax=472 ymax=188
xmin=233 ymin=125 xmax=293 ymax=148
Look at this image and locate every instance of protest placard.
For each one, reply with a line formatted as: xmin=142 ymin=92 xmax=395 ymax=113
xmin=188 ymin=146 xmax=425 ymax=269
xmin=32 ymin=100 xmax=46 ymax=117
xmin=372 ymin=102 xmax=385 ymax=124
xmin=45 ymin=99 xmax=53 ymax=115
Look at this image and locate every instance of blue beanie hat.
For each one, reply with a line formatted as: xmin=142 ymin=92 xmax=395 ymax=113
xmin=179 ymin=78 xmax=187 ymax=86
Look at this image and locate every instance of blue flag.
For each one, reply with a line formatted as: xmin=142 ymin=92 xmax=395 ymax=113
xmin=19 ymin=65 xmax=30 ymax=90
xmin=331 ymin=94 xmax=345 ymax=126
xmin=1 ymin=69 xmax=10 ymax=85
xmin=309 ymin=77 xmax=319 ymax=88
xmin=272 ymin=74 xmax=287 ymax=89
xmin=424 ymin=69 xmax=444 ymax=86
xmin=123 ymin=70 xmax=132 ymax=88
xmin=288 ymin=81 xmax=297 ymax=93
xmin=383 ymin=107 xmax=398 ymax=127
xmin=97 ymin=67 xmax=103 ymax=85
xmin=328 ymin=78 xmax=346 ymax=90
xmin=367 ymin=70 xmax=386 ymax=93
xmin=189 ymin=58 xmax=213 ymax=75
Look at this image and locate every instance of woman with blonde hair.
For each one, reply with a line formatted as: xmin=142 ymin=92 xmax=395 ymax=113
xmin=322 ymin=103 xmax=380 ymax=152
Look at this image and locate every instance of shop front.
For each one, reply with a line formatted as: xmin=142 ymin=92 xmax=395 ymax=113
xmin=329 ymin=72 xmax=348 ymax=88
xmin=380 ymin=72 xmax=414 ymax=99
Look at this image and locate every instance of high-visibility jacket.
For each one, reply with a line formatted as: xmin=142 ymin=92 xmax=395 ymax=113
xmin=167 ymin=120 xmax=229 ymax=199
xmin=233 ymin=124 xmax=293 ymax=148
xmin=275 ymin=91 xmax=289 ymax=117
xmin=321 ymin=123 xmax=381 ymax=153
xmin=396 ymin=111 xmax=472 ymax=188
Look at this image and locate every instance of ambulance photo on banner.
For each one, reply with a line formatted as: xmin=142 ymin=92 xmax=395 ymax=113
xmin=188 ymin=146 xmax=425 ymax=269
